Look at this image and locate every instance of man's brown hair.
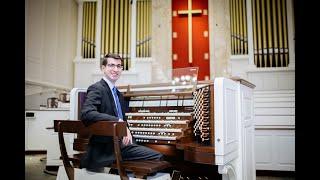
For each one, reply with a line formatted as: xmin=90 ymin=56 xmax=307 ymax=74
xmin=101 ymin=53 xmax=123 ymax=66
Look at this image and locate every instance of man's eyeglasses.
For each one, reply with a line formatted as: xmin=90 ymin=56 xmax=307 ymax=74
xmin=106 ymin=63 xmax=123 ymax=69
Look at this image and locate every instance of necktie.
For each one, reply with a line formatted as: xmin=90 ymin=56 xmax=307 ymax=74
xmin=112 ymin=87 xmax=123 ymax=120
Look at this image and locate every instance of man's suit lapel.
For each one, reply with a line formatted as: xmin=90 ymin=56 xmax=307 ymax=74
xmin=100 ymin=79 xmax=118 ymax=117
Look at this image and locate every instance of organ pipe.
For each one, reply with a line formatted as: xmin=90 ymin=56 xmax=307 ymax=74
xmin=230 ymin=0 xmax=248 ymax=55
xmin=251 ymin=0 xmax=289 ymax=67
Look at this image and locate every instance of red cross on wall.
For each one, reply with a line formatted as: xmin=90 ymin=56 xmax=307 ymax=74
xmin=172 ymin=0 xmax=210 ymax=81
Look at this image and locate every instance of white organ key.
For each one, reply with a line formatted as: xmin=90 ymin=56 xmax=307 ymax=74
xmin=165 ymin=117 xmax=175 ymax=120
xmin=160 ymin=99 xmax=167 ymax=106
xmin=125 ymin=112 xmax=191 ymax=116
xmin=169 ymin=109 xmax=178 ymax=113
xmin=127 ymin=120 xmax=188 ymax=124
xmin=183 ymin=99 xmax=194 ymax=106
xmin=129 ymin=101 xmax=143 ymax=107
xmin=167 ymin=100 xmax=178 ymax=106
xmin=133 ymin=135 xmax=176 ymax=140
xmin=130 ymin=127 xmax=182 ymax=132
xmin=143 ymin=100 xmax=161 ymax=107
xmin=130 ymin=96 xmax=145 ymax=100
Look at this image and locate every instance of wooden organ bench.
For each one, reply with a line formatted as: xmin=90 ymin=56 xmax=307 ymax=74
xmin=62 ymin=77 xmax=256 ymax=180
xmin=54 ymin=120 xmax=171 ymax=180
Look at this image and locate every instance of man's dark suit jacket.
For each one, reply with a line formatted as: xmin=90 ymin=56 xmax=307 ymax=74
xmin=80 ymin=79 xmax=127 ymax=169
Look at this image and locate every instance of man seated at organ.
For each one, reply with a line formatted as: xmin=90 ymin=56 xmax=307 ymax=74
xmin=79 ymin=53 xmax=163 ymax=173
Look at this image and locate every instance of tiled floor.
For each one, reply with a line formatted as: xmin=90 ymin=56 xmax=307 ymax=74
xmin=25 ymin=154 xmax=56 ymax=180
xmin=25 ymin=154 xmax=295 ymax=180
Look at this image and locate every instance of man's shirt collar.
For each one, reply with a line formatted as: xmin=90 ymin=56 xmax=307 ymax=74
xmin=102 ymin=76 xmax=115 ymax=90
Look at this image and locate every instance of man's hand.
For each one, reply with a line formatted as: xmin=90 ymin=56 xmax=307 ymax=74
xmin=122 ymin=127 xmax=133 ymax=146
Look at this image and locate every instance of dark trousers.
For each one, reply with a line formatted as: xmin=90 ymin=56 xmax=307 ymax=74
xmin=120 ymin=143 xmax=163 ymax=161
xmin=85 ymin=143 xmax=163 ymax=173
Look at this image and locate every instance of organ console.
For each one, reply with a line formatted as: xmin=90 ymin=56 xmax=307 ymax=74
xmin=121 ymin=82 xmax=213 ymax=144
xmin=117 ymin=80 xmax=216 ymax=170
xmin=69 ymin=77 xmax=256 ymax=180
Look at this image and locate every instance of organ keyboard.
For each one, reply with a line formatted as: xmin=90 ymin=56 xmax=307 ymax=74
xmin=122 ymin=83 xmax=214 ymax=146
